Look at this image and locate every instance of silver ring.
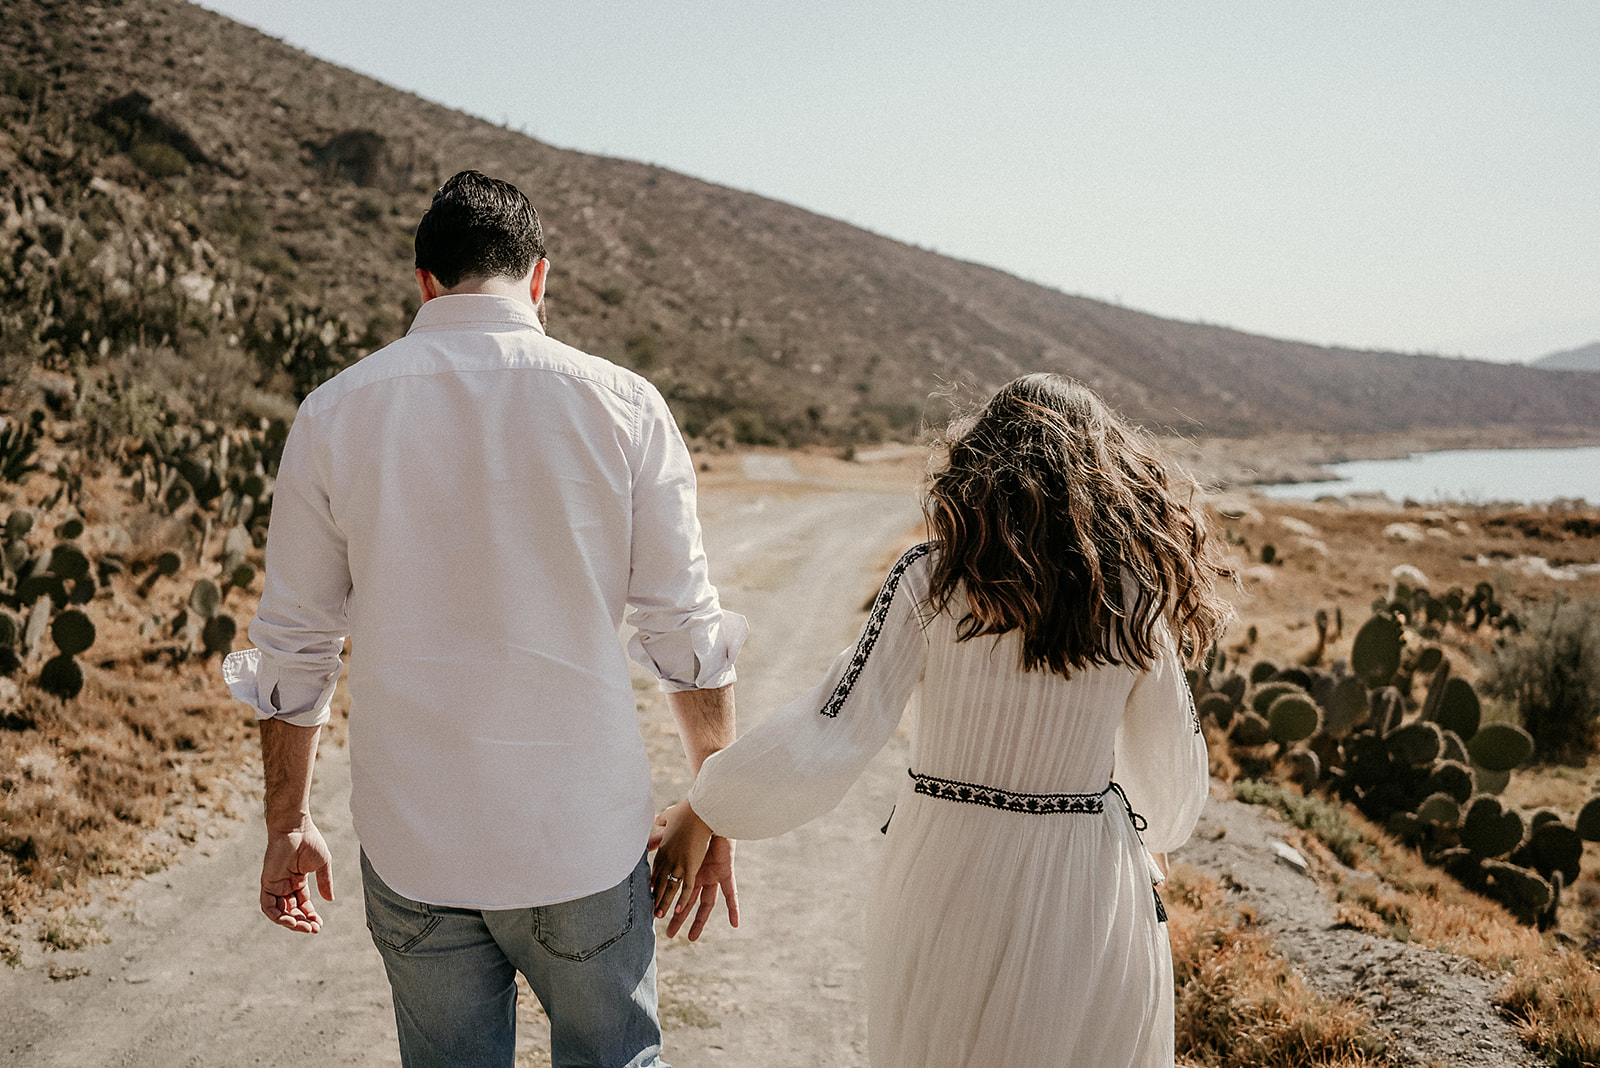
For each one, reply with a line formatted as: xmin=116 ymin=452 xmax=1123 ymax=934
xmin=666 ymin=875 xmax=682 ymax=883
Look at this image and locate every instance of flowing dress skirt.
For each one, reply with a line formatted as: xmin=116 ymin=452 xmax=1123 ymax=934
xmin=691 ymin=545 xmax=1207 ymax=1067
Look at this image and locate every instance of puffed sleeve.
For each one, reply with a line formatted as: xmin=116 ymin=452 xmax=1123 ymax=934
xmin=689 ymin=544 xmax=933 ymax=839
xmin=1113 ymin=636 xmax=1208 ymax=854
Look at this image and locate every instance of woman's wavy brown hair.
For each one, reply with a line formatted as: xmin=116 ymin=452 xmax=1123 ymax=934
xmin=924 ymin=373 xmax=1234 ymax=676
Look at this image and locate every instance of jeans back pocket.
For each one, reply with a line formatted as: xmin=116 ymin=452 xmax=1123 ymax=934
xmin=361 ymin=851 xmax=442 ymax=953
xmin=532 ymin=864 xmax=638 ymax=963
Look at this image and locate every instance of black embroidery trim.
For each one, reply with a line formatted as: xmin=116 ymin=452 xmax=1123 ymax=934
xmin=1186 ymin=683 xmax=1202 ymax=735
xmin=819 ymin=542 xmax=934 ymax=718
xmin=908 ymin=770 xmax=1108 ymax=815
xmin=909 ymin=770 xmax=1167 ymax=924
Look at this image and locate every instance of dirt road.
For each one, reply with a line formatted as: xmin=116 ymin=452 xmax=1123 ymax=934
xmin=0 ymin=456 xmax=925 ymax=1067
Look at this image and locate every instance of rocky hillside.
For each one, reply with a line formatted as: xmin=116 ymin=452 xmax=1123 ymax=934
xmin=5 ymin=0 xmax=1600 ymax=444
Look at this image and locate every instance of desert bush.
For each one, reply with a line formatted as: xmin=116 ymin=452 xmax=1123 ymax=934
xmin=1481 ymin=596 xmax=1600 ymax=763
xmin=129 ymin=141 xmax=189 ymax=178
xmin=75 ymin=377 xmax=165 ymax=455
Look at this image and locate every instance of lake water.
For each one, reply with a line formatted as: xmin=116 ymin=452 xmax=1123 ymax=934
xmin=1255 ymin=446 xmax=1600 ymax=505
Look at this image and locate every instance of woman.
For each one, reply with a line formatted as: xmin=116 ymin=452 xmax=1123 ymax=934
xmin=655 ymin=373 xmax=1234 ymax=1066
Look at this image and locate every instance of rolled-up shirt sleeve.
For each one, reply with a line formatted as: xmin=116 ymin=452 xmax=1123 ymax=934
xmin=221 ymin=408 xmax=349 ymax=727
xmin=623 ymin=381 xmax=747 ymax=691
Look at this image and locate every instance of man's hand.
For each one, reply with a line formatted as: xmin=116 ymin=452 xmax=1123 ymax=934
xmin=651 ymin=802 xmax=738 ymax=941
xmin=260 ymin=820 xmax=334 ymax=934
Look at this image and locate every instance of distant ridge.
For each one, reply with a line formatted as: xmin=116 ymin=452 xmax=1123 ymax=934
xmin=1532 ymin=342 xmax=1600 ymax=373
xmin=4 ymin=0 xmax=1600 ymax=444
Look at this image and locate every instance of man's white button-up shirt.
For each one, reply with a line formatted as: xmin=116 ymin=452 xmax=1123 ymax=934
xmin=224 ymin=294 xmax=746 ymax=908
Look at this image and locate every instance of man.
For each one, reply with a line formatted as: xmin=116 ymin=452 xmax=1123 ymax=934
xmin=223 ymin=170 xmax=743 ymax=1068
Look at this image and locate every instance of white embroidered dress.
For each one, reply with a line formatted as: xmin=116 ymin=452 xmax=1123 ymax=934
xmin=688 ymin=544 xmax=1208 ymax=1067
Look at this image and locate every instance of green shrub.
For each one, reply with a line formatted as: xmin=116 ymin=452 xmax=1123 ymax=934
xmin=129 ymin=141 xmax=189 ymax=178
xmin=1481 ymin=596 xmax=1600 ymax=763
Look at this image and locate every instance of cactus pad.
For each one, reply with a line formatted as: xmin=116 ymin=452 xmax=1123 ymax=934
xmin=1351 ymin=613 xmax=1403 ymax=686
xmin=1416 ymin=792 xmax=1461 ymax=826
xmin=1250 ymin=681 xmax=1306 ymax=716
xmin=1482 ymin=860 xmax=1551 ymax=915
xmin=1461 ymin=796 xmax=1524 ymax=858
xmin=37 ymin=654 xmax=84 ymax=700
xmin=202 ymin=615 xmax=238 ymax=658
xmin=1472 ymin=764 xmax=1511 ymax=795
xmin=1385 ymin=721 xmax=1442 ymax=767
xmin=1528 ymin=822 xmax=1583 ymax=886
xmin=1467 ymin=723 xmax=1534 ymax=772
xmin=1425 ymin=760 xmax=1474 ymax=805
xmin=1433 ymin=677 xmax=1481 ymax=740
xmin=1322 ymin=676 xmax=1370 ymax=737
xmin=1198 ymin=692 xmax=1234 ymax=728
xmin=1268 ymin=694 xmax=1321 ymax=744
xmin=50 ymin=609 xmax=96 ymax=657
xmin=47 ymin=545 xmax=91 ymax=582
xmin=5 ymin=508 xmax=35 ymax=541
xmin=188 ymin=579 xmax=222 ymax=621
xmin=1230 ymin=712 xmax=1272 ymax=747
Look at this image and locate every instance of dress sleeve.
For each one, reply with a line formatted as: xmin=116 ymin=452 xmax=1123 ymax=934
xmin=688 ymin=544 xmax=933 ymax=840
xmin=1113 ymin=637 xmax=1208 ymax=854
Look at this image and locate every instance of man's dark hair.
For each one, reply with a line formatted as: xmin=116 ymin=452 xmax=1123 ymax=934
xmin=414 ymin=170 xmax=545 ymax=288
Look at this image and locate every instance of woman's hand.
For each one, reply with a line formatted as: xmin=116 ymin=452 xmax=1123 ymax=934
xmin=650 ymin=801 xmax=738 ymax=939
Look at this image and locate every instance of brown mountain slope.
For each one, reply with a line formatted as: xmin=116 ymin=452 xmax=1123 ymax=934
xmin=4 ymin=0 xmax=1600 ymax=443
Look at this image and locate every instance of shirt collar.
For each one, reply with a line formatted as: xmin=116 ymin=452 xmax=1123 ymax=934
xmin=406 ymin=293 xmax=547 ymax=336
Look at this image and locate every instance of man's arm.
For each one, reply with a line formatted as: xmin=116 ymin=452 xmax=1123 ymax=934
xmin=652 ymin=684 xmax=738 ymax=939
xmin=668 ymin=683 xmax=736 ymax=775
xmin=259 ymin=717 xmax=334 ymax=934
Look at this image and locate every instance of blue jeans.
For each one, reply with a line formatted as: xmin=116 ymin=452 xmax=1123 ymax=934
xmin=361 ymin=851 xmax=667 ymax=1068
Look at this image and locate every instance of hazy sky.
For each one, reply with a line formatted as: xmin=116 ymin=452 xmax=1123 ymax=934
xmin=192 ymin=1 xmax=1599 ymax=363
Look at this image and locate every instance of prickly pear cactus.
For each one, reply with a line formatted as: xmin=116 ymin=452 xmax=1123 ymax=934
xmin=1230 ymin=712 xmax=1272 ymax=747
xmin=1321 ymin=675 xmax=1369 ymax=738
xmin=1385 ymin=721 xmax=1443 ymax=767
xmin=1351 ymin=613 xmax=1403 ymax=687
xmin=1431 ymin=677 xmax=1482 ymax=740
xmin=1462 ymin=796 xmax=1524 ymax=859
xmin=1416 ymin=792 xmax=1461 ymax=826
xmin=50 ymin=609 xmax=95 ymax=657
xmin=1249 ymin=680 xmax=1305 ymax=716
xmin=1526 ymin=822 xmax=1583 ymax=887
xmin=1578 ymin=797 xmax=1600 ymax=842
xmin=1425 ymin=760 xmax=1474 ymax=805
xmin=1268 ymin=693 xmax=1321 ymax=745
xmin=1467 ymin=723 xmax=1534 ymax=773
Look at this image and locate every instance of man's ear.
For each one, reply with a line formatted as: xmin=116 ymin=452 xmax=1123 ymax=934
xmin=416 ymin=268 xmax=443 ymax=303
xmin=528 ymin=257 xmax=549 ymax=306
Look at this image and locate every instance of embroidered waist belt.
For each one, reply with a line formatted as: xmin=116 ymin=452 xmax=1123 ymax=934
xmin=908 ymin=769 xmax=1146 ymax=830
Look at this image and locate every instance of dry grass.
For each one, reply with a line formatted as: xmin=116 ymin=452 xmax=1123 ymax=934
xmin=1167 ymin=864 xmax=1397 ymax=1066
xmin=1234 ymin=779 xmax=1600 ymax=1066
xmin=0 ymin=655 xmax=253 ymax=922
xmin=1 ymin=457 xmax=273 ymax=941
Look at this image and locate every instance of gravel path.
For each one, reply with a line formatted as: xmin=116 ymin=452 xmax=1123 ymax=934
xmin=0 ymin=465 xmax=1548 ymax=1066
